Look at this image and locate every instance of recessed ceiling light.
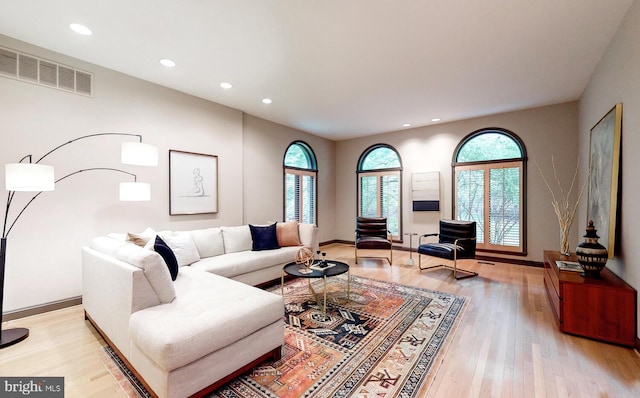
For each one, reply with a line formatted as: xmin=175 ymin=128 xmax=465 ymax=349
xmin=402 ymin=123 xmax=411 ymax=127
xmin=69 ymin=23 xmax=92 ymax=36
xmin=262 ymin=98 xmax=273 ymax=104
xmin=159 ymin=59 xmax=176 ymax=68
xmin=220 ymin=82 xmax=233 ymax=89
xmin=431 ymin=118 xmax=441 ymax=122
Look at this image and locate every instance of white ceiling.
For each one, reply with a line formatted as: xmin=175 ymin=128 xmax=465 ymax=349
xmin=0 ymin=0 xmax=634 ymax=140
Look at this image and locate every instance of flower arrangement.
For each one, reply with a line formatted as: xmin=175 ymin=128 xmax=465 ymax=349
xmin=536 ymin=156 xmax=589 ymax=255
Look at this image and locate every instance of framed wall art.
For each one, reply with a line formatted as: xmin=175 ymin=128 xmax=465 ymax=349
xmin=587 ymin=103 xmax=622 ymax=258
xmin=169 ymin=150 xmax=218 ymax=215
xmin=411 ymin=172 xmax=440 ymax=211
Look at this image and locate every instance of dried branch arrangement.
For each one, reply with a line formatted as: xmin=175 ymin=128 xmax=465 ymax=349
xmin=535 ymin=157 xmax=589 ymax=255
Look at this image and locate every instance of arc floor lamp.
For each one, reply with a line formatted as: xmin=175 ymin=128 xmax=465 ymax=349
xmin=1 ymin=133 xmax=158 ymax=348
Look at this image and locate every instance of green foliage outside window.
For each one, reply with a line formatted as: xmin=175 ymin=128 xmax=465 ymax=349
xmin=360 ymin=147 xmax=401 ymax=170
xmin=456 ymin=133 xmax=522 ymax=162
xmin=284 ymin=144 xmax=312 ymax=168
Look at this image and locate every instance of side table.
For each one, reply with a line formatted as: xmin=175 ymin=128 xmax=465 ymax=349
xmin=404 ymin=232 xmax=418 ymax=266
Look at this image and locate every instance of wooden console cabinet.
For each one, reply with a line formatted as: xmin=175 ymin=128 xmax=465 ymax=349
xmin=543 ymin=250 xmax=637 ymax=347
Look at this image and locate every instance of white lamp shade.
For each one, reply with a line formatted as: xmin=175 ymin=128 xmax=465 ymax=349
xmin=119 ymin=182 xmax=151 ymax=201
xmin=121 ymin=142 xmax=159 ymax=166
xmin=5 ymin=163 xmax=55 ymax=191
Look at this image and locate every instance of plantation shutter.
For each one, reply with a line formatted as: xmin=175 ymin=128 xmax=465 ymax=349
xmin=285 ymin=170 xmax=316 ymax=224
xmin=381 ymin=174 xmax=399 ymax=237
xmin=285 ymin=172 xmax=297 ymax=221
xmin=456 ymin=163 xmax=522 ymax=250
xmin=358 ymin=172 xmax=400 ymax=239
xmin=359 ymin=175 xmax=378 ymax=217
xmin=456 ymin=168 xmax=485 ymax=244
xmin=488 ymin=166 xmax=521 ymax=247
xmin=302 ymin=174 xmax=315 ymax=224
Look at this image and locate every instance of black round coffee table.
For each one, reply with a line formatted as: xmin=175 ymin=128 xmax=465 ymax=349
xmin=281 ymin=260 xmax=350 ymax=317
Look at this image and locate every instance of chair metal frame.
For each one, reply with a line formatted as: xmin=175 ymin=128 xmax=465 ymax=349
xmin=418 ymin=229 xmax=478 ymax=280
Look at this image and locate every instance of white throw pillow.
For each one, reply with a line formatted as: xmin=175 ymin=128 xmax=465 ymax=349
xmin=155 ymin=231 xmax=201 ymax=266
xmin=221 ymin=225 xmax=252 ymax=254
xmin=188 ymin=227 xmax=224 ymax=258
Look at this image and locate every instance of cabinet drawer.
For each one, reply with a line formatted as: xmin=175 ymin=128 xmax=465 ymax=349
xmin=545 ymin=266 xmax=560 ymax=298
xmin=543 ymin=276 xmax=561 ymax=324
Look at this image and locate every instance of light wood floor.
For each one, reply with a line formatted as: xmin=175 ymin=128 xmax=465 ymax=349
xmin=1 ymin=243 xmax=639 ymax=397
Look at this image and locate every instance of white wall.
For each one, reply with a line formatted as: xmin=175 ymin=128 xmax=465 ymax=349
xmin=0 ymin=35 xmax=241 ymax=312
xmin=335 ymin=102 xmax=580 ymax=263
xmin=242 ymin=114 xmax=336 ymax=243
xmin=578 ymin=0 xmax=640 ymax=334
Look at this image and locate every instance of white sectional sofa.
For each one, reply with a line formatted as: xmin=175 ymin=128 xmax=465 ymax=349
xmin=82 ymin=222 xmax=318 ymax=398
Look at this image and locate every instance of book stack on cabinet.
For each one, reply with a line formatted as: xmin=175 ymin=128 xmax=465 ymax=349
xmin=543 ymin=250 xmax=637 ymax=347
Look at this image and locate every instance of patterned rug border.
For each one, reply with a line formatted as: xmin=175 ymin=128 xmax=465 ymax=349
xmin=411 ymin=282 xmax=470 ymax=396
xmin=333 ymin=275 xmax=470 ymax=397
xmin=97 ymin=345 xmax=152 ymax=398
xmin=98 ymin=275 xmax=470 ymax=398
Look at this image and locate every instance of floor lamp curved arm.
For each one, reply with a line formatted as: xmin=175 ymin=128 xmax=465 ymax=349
xmin=1 ymin=133 xmax=157 ymax=349
xmin=3 ymin=167 xmax=142 ymax=240
xmin=35 ymin=132 xmax=145 ymax=165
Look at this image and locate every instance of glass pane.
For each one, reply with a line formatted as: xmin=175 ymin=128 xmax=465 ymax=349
xmin=284 ymin=173 xmax=297 ymax=221
xmin=361 ymin=147 xmax=400 ymax=170
xmin=456 ymin=169 xmax=485 ymax=243
xmin=284 ymin=144 xmax=311 ymax=168
xmin=302 ymin=175 xmax=315 ymax=224
xmin=457 ymin=133 xmax=522 ymax=162
xmin=381 ymin=174 xmax=400 ymax=236
xmin=359 ymin=175 xmax=378 ymax=217
xmin=489 ymin=167 xmax=520 ymax=246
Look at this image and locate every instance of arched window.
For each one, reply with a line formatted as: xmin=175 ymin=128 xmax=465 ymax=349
xmin=357 ymin=144 xmax=402 ymax=239
xmin=284 ymin=141 xmax=317 ymax=224
xmin=453 ymin=128 xmax=527 ymax=254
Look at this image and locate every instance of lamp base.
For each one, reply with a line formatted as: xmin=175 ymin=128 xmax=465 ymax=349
xmin=0 ymin=327 xmax=29 ymax=348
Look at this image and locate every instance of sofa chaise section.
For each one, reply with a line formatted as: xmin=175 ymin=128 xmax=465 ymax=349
xmin=127 ymin=267 xmax=283 ymax=398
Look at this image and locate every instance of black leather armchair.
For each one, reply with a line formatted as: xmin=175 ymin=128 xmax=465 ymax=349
xmin=417 ymin=220 xmax=478 ymax=279
xmin=355 ymin=217 xmax=393 ymax=265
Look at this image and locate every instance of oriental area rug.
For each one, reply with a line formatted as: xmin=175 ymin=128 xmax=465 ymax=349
xmin=99 ymin=275 xmax=469 ymax=398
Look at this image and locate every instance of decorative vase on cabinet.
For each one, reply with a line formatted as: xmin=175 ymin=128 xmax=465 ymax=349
xmin=575 ymin=220 xmax=608 ymax=277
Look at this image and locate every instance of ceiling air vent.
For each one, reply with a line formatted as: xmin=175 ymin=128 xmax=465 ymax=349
xmin=0 ymin=46 xmax=93 ymax=97
xmin=39 ymin=60 xmax=57 ymax=86
xmin=58 ymin=66 xmax=75 ymax=91
xmin=75 ymin=71 xmax=92 ymax=95
xmin=0 ymin=48 xmax=18 ymax=77
xmin=19 ymin=54 xmax=38 ymax=82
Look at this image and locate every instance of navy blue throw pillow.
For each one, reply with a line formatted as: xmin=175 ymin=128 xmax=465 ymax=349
xmin=154 ymin=235 xmax=179 ymax=281
xmin=249 ymin=223 xmax=280 ymax=251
